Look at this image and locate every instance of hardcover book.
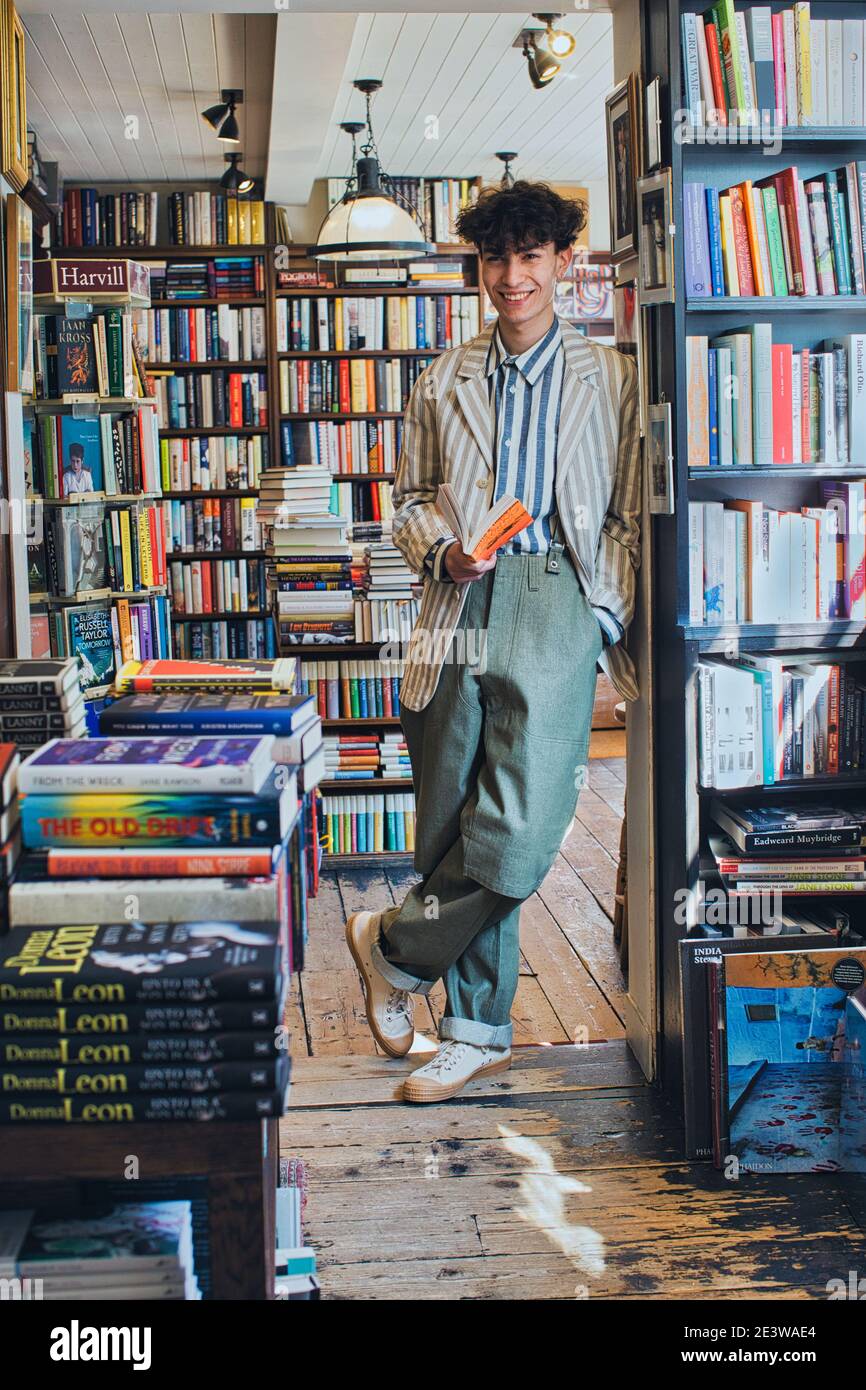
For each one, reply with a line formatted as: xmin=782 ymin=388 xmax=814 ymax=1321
xmin=113 ymin=657 xmax=297 ymax=694
xmin=98 ymin=691 xmax=316 ymax=737
xmin=63 ymin=603 xmax=116 ymax=694
xmin=18 ymin=735 xmax=277 ymax=795
xmin=0 ymin=998 xmax=282 ymax=1035
xmin=59 ymin=417 xmax=103 ymax=496
xmin=55 ymin=318 xmax=97 ymax=397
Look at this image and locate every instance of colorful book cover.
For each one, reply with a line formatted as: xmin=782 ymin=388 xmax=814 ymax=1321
xmin=59 ymin=417 xmax=103 ymax=496
xmin=18 ymin=735 xmax=276 ymax=795
xmin=19 ymin=768 xmax=292 ymax=848
xmin=56 ymin=317 xmax=98 ymax=397
xmin=684 ymin=183 xmax=713 ymax=295
xmin=713 ymin=948 xmax=866 ymax=1173
xmin=63 ymin=603 xmax=116 ymax=693
xmin=98 ymin=691 xmax=316 ymax=737
xmin=113 ymin=658 xmax=297 ymax=694
xmin=55 ymin=505 xmax=108 ymax=596
xmin=0 ymin=920 xmax=282 ymax=1003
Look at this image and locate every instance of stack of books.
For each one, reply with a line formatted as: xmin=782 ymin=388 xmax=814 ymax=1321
xmin=706 ymin=817 xmax=866 ymax=910
xmin=59 ymin=188 xmax=160 ymax=248
xmin=298 ymin=656 xmax=403 ymax=719
xmin=698 ymin=652 xmax=866 ymax=787
xmin=680 ymin=4 xmax=866 ymax=128
xmin=683 ymin=166 xmax=866 ymax=299
xmin=332 ymin=478 xmax=395 ymax=541
xmin=150 ymin=258 xmax=264 ymax=302
xmin=257 ymin=469 xmax=355 ymax=647
xmin=275 ymin=293 xmax=478 ymax=353
xmin=354 ymin=542 xmax=420 ymax=644
xmin=685 ymin=326 xmax=865 ymax=467
xmin=0 ymin=916 xmax=290 ymax=1125
xmin=276 ymin=1158 xmax=319 ymax=1300
xmin=0 ymin=1202 xmax=201 ymax=1300
xmin=0 ymin=661 xmax=86 ymax=758
xmin=324 ymin=730 xmax=410 ymax=782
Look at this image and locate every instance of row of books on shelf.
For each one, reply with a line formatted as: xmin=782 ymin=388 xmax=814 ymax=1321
xmin=683 ymin=165 xmax=866 ymax=300
xmin=332 ymin=479 xmax=394 ymax=528
xmin=275 ymin=291 xmax=479 ymax=353
xmin=149 ymin=258 xmax=265 ymax=302
xmin=698 ymin=653 xmax=866 ymax=789
xmin=168 ymin=557 xmax=267 ymax=617
xmin=30 ymin=596 xmax=172 ymax=698
xmin=324 ymin=732 xmax=410 ymax=782
xmin=278 ymin=355 xmax=432 ymax=417
xmin=321 ymin=791 xmax=415 ymax=855
xmin=160 ymin=433 xmax=268 ymax=493
xmin=172 ymin=617 xmax=275 ymax=661
xmin=162 ymin=494 xmax=263 ymax=554
xmin=342 ymin=258 xmax=469 ymax=291
xmin=24 ymin=408 xmax=161 ymax=500
xmin=296 ymin=657 xmax=404 ymax=720
xmin=326 ymin=176 xmax=477 ymax=245
xmin=57 ymin=189 xmax=268 ymax=248
xmin=152 ymin=370 xmax=268 ymax=431
xmin=681 ymin=4 xmax=866 ymax=128
xmin=686 ymin=328 xmax=864 ymax=468
xmin=32 ymin=310 xmax=148 ymax=402
xmin=705 ymin=796 xmax=866 ymax=893
xmin=30 ymin=498 xmax=167 ymax=602
xmin=133 ymin=304 xmax=267 ymax=364
xmin=280 ymin=417 xmax=403 ymax=473
xmin=688 ymin=486 xmax=862 ymax=626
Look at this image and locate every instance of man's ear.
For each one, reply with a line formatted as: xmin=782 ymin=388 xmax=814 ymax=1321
xmin=556 ymin=245 xmax=574 ymax=278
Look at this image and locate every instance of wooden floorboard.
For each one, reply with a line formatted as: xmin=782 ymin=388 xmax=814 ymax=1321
xmin=282 ymin=1042 xmax=865 ymax=1300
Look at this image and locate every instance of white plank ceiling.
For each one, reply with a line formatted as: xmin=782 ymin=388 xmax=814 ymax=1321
xmin=23 ymin=11 xmax=276 ymax=184
xmin=319 ymin=11 xmax=613 ymax=187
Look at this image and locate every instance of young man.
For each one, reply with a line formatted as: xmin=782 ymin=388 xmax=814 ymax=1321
xmin=346 ymin=182 xmax=641 ymax=1103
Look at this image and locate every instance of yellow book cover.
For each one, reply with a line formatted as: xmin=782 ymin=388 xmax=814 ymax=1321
xmin=399 ymin=296 xmax=408 ymax=344
xmin=238 ymin=201 xmax=252 ymax=244
xmin=116 ymin=598 xmax=135 ymax=664
xmin=334 ymin=298 xmax=344 ymax=352
xmin=137 ymin=509 xmax=154 ymax=586
xmin=350 ymin=359 xmax=366 ymax=413
xmin=227 ymin=198 xmax=238 ymax=245
xmin=794 ymin=2 xmax=812 ymax=124
xmin=279 ymin=359 xmax=290 ymax=414
xmin=365 ymin=359 xmax=376 ymax=412
xmin=160 ymin=439 xmax=171 ymax=492
xmin=118 ymin=510 xmax=134 ymax=593
xmin=718 ymin=194 xmax=740 ymax=295
xmin=387 ymin=297 xmax=402 ymax=348
xmin=739 ymin=181 xmax=766 ymax=296
xmin=250 ymin=201 xmax=265 ymax=244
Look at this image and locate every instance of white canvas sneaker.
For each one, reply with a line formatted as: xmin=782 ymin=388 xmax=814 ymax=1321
xmin=345 ymin=911 xmax=415 ymax=1057
xmin=402 ymin=1040 xmax=512 ymax=1103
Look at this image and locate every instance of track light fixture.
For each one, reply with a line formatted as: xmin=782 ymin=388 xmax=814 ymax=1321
xmin=201 ymin=89 xmax=243 ymax=144
xmin=314 ymin=79 xmax=436 ymax=261
xmin=523 ymin=33 xmax=559 ymax=89
xmin=221 ymin=152 xmax=254 ymax=195
xmin=495 ymin=151 xmax=518 ymax=189
xmin=533 ymin=13 xmax=576 ymax=59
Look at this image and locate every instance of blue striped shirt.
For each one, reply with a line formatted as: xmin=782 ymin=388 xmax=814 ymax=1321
xmin=426 ymin=315 xmax=622 ymax=646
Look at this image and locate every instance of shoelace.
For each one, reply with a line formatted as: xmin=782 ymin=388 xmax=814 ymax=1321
xmin=384 ymin=987 xmax=413 ymax=1026
xmin=422 ymin=1042 xmax=473 ymax=1077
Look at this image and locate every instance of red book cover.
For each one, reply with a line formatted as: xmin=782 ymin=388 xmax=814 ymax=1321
xmin=771 ymin=343 xmax=793 ymax=463
xmin=200 ymin=560 xmax=213 ymax=613
xmin=188 ymin=308 xmax=197 ymax=362
xmin=445 ymin=297 xmax=453 ymax=348
xmin=772 ymin=13 xmax=786 ymax=124
xmin=338 ymin=359 xmax=351 ymax=414
xmin=46 ymin=847 xmax=275 ymax=877
xmin=370 ymin=482 xmax=381 ymax=522
xmin=728 ymin=185 xmax=756 ymax=296
xmin=827 ymin=665 xmax=840 ymax=773
xmin=774 ymin=169 xmax=806 ymax=294
xmin=229 ymin=374 xmax=242 ymax=427
xmin=800 ymin=349 xmax=811 ymax=462
xmin=704 ymin=22 xmax=728 ymax=124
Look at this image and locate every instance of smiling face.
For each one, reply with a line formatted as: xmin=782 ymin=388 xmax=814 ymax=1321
xmin=480 ymin=239 xmax=573 ymax=349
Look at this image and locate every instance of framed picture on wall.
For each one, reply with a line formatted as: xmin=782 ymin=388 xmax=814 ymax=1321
xmin=1 ymin=1 xmax=28 ymax=192
xmin=6 ymin=193 xmax=33 ymax=394
xmin=637 ymin=169 xmax=674 ymax=305
xmin=605 ymin=72 xmax=642 ymax=264
xmin=647 ymin=402 xmax=674 ymax=515
xmin=645 ymin=77 xmax=662 ymax=172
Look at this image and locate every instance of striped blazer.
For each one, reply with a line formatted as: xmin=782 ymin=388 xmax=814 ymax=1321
xmin=391 ymin=318 xmax=642 ymax=711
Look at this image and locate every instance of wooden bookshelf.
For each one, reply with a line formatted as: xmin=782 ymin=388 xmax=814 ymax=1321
xmin=647 ymin=0 xmax=866 ymax=1115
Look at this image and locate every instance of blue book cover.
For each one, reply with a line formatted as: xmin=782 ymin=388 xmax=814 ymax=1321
xmin=708 ymin=348 xmax=719 ymax=467
xmin=59 ymin=417 xmax=103 ymax=496
xmin=705 ymin=188 xmax=726 ymax=296
xmin=99 ymin=691 xmax=316 ymax=737
xmin=684 ymin=183 xmax=712 ymax=296
xmin=19 ymin=735 xmax=275 ymax=793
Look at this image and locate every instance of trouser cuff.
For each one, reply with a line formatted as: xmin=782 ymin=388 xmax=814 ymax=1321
xmin=371 ymin=933 xmax=436 ymax=995
xmin=439 ymin=1015 xmax=512 ymax=1048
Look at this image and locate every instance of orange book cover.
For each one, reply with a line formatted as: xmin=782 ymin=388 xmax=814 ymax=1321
xmin=46 ymin=848 xmax=276 ymax=877
xmin=728 ymin=185 xmax=756 ymax=296
xmin=116 ymin=598 xmax=135 ymax=664
xmin=739 ymin=181 xmax=766 ymax=296
xmin=471 ymin=500 xmax=534 ymax=562
xmin=365 ymin=359 xmax=376 ymax=412
xmin=339 ymin=359 xmax=351 ymax=414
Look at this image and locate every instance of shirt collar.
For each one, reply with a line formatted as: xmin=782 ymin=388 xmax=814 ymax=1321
xmin=487 ymin=317 xmax=563 ymax=385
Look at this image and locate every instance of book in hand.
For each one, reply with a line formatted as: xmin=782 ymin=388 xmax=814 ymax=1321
xmin=19 ymin=765 xmax=297 ymax=848
xmin=0 ymin=920 xmax=283 ymax=1004
xmin=435 ymin=483 xmax=533 ymax=563
xmin=18 ymin=735 xmax=277 ymax=795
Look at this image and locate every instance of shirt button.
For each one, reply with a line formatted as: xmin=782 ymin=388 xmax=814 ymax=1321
xmin=476 ymin=479 xmax=486 ymax=489
xmin=504 ymin=438 xmax=511 ymax=446
xmin=509 ymin=386 xmax=516 ymax=394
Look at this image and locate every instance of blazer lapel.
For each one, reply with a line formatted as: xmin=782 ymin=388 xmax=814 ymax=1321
xmin=555 ymin=323 xmax=602 ymax=582
xmin=451 ymin=323 xmax=496 ymax=473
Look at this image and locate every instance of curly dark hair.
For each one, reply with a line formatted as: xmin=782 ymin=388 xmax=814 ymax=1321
xmin=455 ymin=180 xmax=586 ymax=255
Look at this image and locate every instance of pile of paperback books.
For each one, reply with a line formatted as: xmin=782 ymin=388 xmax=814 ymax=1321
xmin=0 ymin=659 xmax=86 ymax=756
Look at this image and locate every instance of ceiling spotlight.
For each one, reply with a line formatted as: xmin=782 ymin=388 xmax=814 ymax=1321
xmin=201 ymin=89 xmax=243 ymax=143
xmin=534 ymin=13 xmax=575 ymax=58
xmin=495 ymin=151 xmax=518 ymax=189
xmin=314 ymin=79 xmax=436 ymax=261
xmin=523 ymin=34 xmax=559 ymax=89
xmin=221 ymin=152 xmax=254 ymax=195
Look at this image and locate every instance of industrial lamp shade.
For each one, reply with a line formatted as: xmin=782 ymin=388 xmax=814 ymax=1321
xmin=314 ymin=157 xmax=436 ymax=261
xmin=217 ymin=109 xmax=241 ymax=143
xmin=201 ymin=101 xmax=229 ymax=131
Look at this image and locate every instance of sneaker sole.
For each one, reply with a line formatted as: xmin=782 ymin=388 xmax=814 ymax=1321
xmin=345 ymin=912 xmax=414 ymax=1059
xmin=402 ymin=1054 xmax=512 ymax=1104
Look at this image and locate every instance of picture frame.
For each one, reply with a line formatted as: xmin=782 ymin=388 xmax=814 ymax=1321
xmin=605 ymin=72 xmax=642 ymax=264
xmin=645 ymin=77 xmax=662 ymax=172
xmin=1 ymin=1 xmax=28 ymax=193
xmin=637 ymin=168 xmax=674 ymax=305
xmin=647 ymin=402 xmax=674 ymax=515
xmin=5 ymin=192 xmax=33 ymax=394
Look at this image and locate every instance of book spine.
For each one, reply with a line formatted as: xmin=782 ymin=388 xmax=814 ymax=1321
xmin=20 ymin=791 xmax=284 ymax=848
xmin=0 ymin=1089 xmax=287 ymax=1123
xmin=0 ymin=1059 xmax=285 ymax=1094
